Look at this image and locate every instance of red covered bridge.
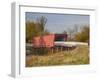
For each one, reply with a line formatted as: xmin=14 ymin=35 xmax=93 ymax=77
xmin=27 ymin=34 xmax=77 ymax=54
xmin=33 ymin=34 xmax=68 ymax=48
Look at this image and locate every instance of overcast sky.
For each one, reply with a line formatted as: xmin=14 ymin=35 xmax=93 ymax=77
xmin=26 ymin=12 xmax=89 ymax=33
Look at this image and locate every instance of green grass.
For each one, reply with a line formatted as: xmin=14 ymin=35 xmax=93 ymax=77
xmin=26 ymin=45 xmax=89 ymax=67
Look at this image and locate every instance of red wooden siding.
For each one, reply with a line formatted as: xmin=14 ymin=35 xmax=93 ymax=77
xmin=33 ymin=34 xmax=55 ymax=48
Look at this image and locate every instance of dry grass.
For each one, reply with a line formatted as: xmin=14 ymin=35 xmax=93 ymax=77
xmin=26 ymin=45 xmax=89 ymax=67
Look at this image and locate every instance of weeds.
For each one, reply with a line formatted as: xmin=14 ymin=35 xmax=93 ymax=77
xmin=26 ymin=45 xmax=89 ymax=67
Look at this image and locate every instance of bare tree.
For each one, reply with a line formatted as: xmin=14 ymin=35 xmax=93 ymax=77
xmin=67 ymin=28 xmax=74 ymax=40
xmin=74 ymin=24 xmax=79 ymax=33
xmin=36 ymin=16 xmax=47 ymax=35
xmin=62 ymin=30 xmax=67 ymax=34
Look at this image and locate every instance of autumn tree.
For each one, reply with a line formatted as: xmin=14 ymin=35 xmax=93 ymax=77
xmin=26 ymin=16 xmax=48 ymax=43
xmin=74 ymin=25 xmax=89 ymax=42
xmin=26 ymin=22 xmax=36 ymax=43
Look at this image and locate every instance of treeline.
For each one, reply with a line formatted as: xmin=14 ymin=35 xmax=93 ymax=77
xmin=63 ymin=25 xmax=89 ymax=43
xmin=26 ymin=16 xmax=50 ymax=43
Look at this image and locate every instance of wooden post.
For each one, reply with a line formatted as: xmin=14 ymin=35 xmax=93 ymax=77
xmin=60 ymin=46 xmax=63 ymax=52
xmin=51 ymin=47 xmax=54 ymax=54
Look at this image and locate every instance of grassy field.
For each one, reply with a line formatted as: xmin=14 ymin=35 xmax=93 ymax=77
xmin=26 ymin=45 xmax=89 ymax=67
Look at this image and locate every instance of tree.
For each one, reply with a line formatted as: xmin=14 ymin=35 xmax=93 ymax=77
xmin=74 ymin=25 xmax=89 ymax=42
xmin=26 ymin=16 xmax=48 ymax=43
xmin=74 ymin=24 xmax=79 ymax=34
xmin=36 ymin=16 xmax=47 ymax=35
xmin=62 ymin=30 xmax=67 ymax=34
xmin=67 ymin=28 xmax=75 ymax=41
xmin=26 ymin=22 xmax=36 ymax=43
